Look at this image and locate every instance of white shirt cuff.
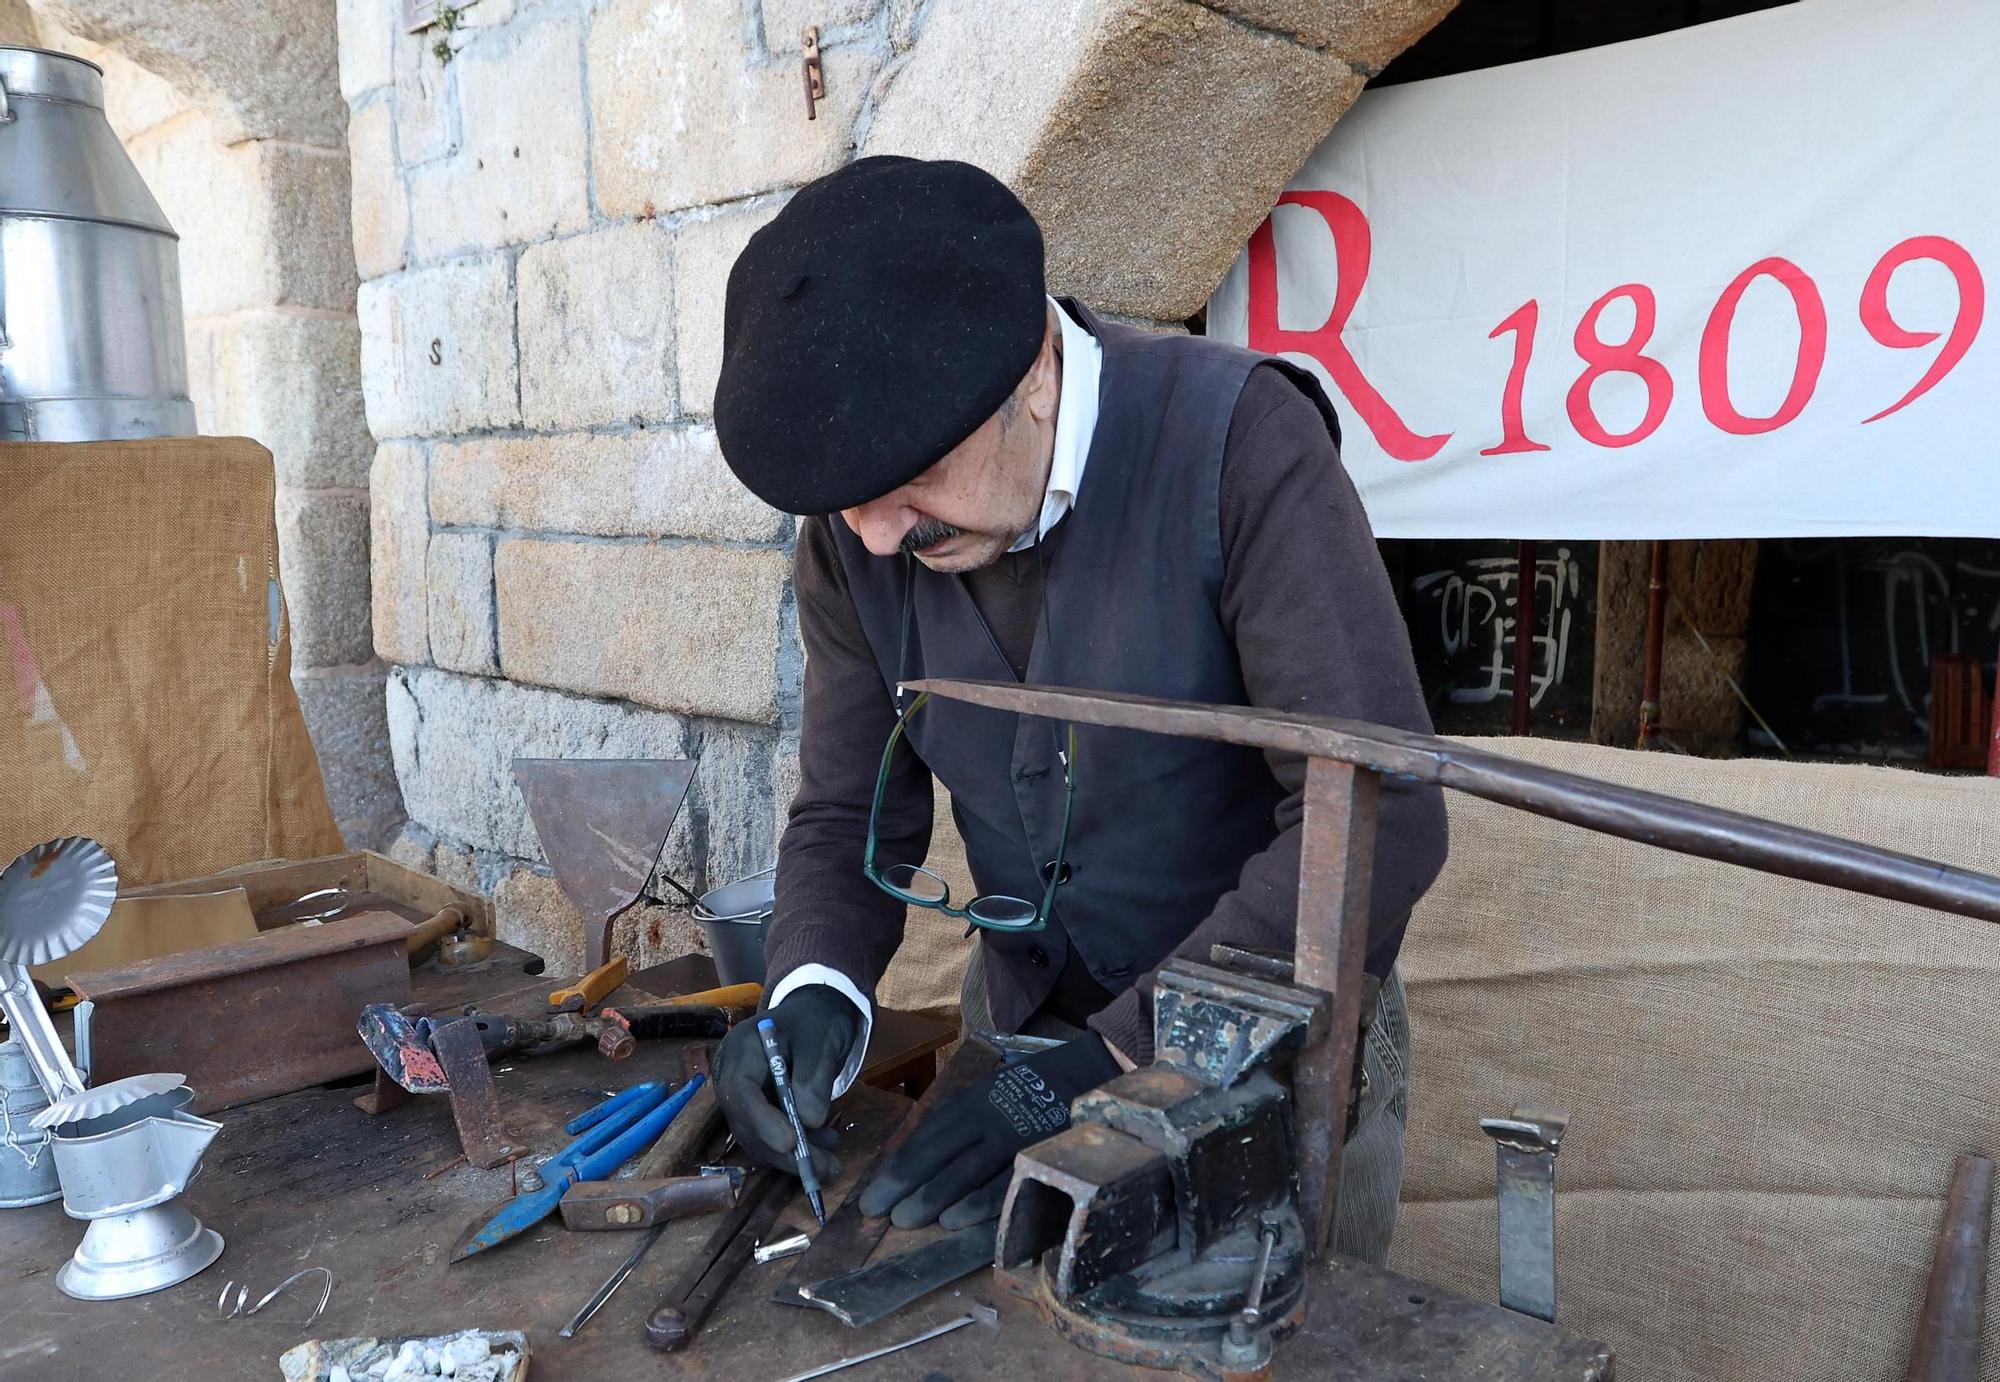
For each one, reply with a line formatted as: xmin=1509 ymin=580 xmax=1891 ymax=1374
xmin=768 ymin=964 xmax=873 ymax=1098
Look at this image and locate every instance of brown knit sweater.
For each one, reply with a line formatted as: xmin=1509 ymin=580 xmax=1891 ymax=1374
xmin=769 ymin=362 xmax=1448 ymax=1062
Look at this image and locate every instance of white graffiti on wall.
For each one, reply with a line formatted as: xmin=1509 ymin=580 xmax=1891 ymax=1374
xmin=1411 ymin=549 xmax=1582 ymax=707
xmin=1810 ymin=545 xmax=2000 ymax=719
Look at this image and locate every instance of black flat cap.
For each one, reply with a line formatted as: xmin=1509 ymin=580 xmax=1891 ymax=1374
xmin=714 ymin=157 xmax=1047 ymax=516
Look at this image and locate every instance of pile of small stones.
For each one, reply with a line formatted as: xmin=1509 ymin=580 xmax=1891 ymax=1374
xmin=285 ymin=1331 xmax=523 ymax=1382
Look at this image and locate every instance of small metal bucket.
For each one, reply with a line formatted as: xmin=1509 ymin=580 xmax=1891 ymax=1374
xmin=692 ymin=868 xmax=775 ymax=987
xmin=0 ymin=1039 xmax=59 ymax=1207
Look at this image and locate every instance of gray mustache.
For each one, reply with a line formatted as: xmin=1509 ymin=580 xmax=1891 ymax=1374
xmin=900 ymin=518 xmax=964 ymax=556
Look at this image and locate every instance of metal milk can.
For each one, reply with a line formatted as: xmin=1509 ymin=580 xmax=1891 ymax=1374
xmin=0 ymin=45 xmax=195 ymax=441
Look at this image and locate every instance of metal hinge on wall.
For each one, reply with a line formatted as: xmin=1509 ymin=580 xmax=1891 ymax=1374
xmin=801 ymin=27 xmax=824 ymax=120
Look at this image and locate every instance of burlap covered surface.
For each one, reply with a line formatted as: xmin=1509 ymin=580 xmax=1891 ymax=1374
xmin=874 ymin=778 xmax=977 ymax=1025
xmin=0 ymin=438 xmax=342 ymax=885
xmin=1391 ymin=738 xmax=2000 ymax=1380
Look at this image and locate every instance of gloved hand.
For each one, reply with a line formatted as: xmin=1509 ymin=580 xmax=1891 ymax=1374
xmin=858 ymin=1035 xmax=1120 ymax=1230
xmin=714 ymin=985 xmax=860 ymax=1180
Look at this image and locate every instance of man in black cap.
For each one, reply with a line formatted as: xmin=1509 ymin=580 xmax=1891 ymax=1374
xmin=710 ymin=156 xmax=1446 ymax=1258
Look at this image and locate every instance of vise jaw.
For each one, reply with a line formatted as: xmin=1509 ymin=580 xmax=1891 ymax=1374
xmin=994 ymin=958 xmax=1329 ymax=1380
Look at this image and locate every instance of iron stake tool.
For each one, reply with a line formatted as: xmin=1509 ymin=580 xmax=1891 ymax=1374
xmin=756 ymin=1018 xmax=826 ymax=1226
xmin=561 ymin=1223 xmax=666 ymax=1338
xmin=1481 ymin=1106 xmax=1570 ymax=1323
xmin=771 ymin=1304 xmax=999 ymax=1382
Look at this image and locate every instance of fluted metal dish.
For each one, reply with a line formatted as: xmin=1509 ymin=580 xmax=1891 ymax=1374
xmin=0 ymin=838 xmax=118 ymax=967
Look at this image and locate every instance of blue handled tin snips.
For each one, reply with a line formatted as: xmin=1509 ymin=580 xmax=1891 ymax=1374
xmin=448 ymin=1074 xmax=705 ymax=1263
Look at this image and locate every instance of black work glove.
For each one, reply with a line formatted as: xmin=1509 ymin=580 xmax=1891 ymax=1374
xmin=714 ymin=986 xmax=860 ymax=1181
xmin=857 ymin=1035 xmax=1121 ymax=1230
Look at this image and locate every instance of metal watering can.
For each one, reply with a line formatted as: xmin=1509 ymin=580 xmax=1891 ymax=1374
xmin=0 ymin=45 xmax=194 ymax=441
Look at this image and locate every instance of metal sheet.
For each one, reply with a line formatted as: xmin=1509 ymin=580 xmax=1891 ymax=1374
xmin=800 ymin=1224 xmax=997 ymax=1328
xmin=511 ymin=759 xmax=697 ymax=972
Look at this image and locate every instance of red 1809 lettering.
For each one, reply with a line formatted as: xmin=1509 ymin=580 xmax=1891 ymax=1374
xmin=1245 ymin=190 xmax=1451 ymax=462
xmin=1698 ymin=256 xmax=1828 ymax=435
xmin=1565 ymin=284 xmax=1673 ymax=448
xmin=1243 ymin=199 xmax=1986 ymax=454
xmin=1858 ymin=235 xmax=1985 ymax=424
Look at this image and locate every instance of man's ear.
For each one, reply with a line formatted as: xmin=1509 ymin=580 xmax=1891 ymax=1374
xmin=1024 ymin=310 xmax=1062 ymax=424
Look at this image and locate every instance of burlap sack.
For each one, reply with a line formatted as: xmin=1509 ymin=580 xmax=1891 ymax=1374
xmin=0 ymin=438 xmax=343 ymax=885
xmin=1391 ymin=738 xmax=2000 ymax=1380
xmin=875 ymin=778 xmax=977 ymax=1025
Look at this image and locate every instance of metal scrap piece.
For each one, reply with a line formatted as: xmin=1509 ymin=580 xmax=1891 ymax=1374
xmin=798 ymin=1223 xmax=996 ymax=1328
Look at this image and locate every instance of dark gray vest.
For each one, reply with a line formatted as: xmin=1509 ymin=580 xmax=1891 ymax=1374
xmin=829 ymin=303 xmax=1342 ymax=1033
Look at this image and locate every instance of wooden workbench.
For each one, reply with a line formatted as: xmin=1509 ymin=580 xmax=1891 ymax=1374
xmin=0 ymin=948 xmax=1611 ymax=1380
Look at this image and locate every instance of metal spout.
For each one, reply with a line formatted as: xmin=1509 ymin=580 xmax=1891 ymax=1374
xmin=52 ymin=1093 xmax=219 ymax=1218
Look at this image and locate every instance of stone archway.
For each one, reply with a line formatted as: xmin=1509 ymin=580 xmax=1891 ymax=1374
xmin=864 ymin=0 xmax=1456 ymax=323
xmin=17 ymin=0 xmax=399 ymax=848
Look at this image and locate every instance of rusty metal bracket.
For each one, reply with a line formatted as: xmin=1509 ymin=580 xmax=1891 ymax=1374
xmin=429 ymin=1017 xmax=526 ymax=1169
xmin=801 ymin=27 xmax=824 ymax=119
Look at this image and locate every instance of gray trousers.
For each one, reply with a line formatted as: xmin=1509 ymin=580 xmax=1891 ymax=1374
xmin=960 ymin=953 xmax=1411 ymax=1266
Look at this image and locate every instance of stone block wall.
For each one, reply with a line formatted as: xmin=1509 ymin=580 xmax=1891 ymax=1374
xmin=30 ymin=7 xmax=401 ymax=850
xmin=337 ymin=0 xmax=1452 ymax=975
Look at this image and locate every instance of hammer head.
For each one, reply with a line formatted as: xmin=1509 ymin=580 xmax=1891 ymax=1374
xmin=356 ymin=1003 xmax=453 ymax=1094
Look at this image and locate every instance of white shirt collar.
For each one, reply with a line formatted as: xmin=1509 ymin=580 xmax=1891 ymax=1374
xmin=1009 ymin=297 xmax=1101 ymax=553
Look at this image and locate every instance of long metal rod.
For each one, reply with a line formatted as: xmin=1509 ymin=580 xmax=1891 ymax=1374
xmin=1639 ymin=539 xmax=1669 ymax=749
xmin=904 ymin=679 xmax=2000 ymax=927
xmin=561 ymin=1223 xmax=664 ymax=1338
xmin=1292 ymin=760 xmax=1376 ymax=1257
xmin=772 ymin=1306 xmax=995 ymax=1382
xmin=1904 ymin=1155 xmax=1992 ymax=1382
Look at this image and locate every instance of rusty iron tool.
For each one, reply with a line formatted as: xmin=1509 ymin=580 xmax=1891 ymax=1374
xmin=559 ymin=1170 xmax=742 ymax=1231
xmin=562 ymin=1223 xmax=666 ymax=1339
xmin=352 ymin=1006 xmax=525 ymax=1167
xmin=1481 ymin=1107 xmax=1569 ymax=1323
xmin=512 ymin=758 xmax=698 ymax=974
xmin=645 ymin=1166 xmax=796 ymax=1352
xmin=773 ymin=1304 xmax=999 ymax=1382
xmin=773 ymin=1042 xmax=999 ymax=1309
xmin=450 ymin=1076 xmax=703 ymax=1263
xmin=1905 ymin=1154 xmax=1993 ymax=1382
xmin=549 ymin=956 xmax=630 ymax=1013
xmin=797 ymin=1223 xmax=996 ymax=1329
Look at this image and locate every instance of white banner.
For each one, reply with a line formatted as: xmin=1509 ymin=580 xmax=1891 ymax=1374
xmin=1207 ymin=0 xmax=2000 ymax=540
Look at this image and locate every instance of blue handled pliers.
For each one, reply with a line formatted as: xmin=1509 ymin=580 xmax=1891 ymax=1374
xmin=448 ymin=1074 xmax=705 ymax=1263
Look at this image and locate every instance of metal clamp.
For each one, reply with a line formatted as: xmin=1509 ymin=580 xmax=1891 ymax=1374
xmin=1481 ymin=1106 xmax=1569 ymax=1323
xmin=0 ymin=76 xmax=13 ymax=125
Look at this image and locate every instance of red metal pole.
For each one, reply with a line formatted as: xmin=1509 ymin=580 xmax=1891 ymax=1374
xmin=1512 ymin=542 xmax=1536 ymax=736
xmin=1638 ymin=540 xmax=1669 ymax=749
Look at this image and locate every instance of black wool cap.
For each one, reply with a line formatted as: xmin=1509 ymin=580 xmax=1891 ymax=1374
xmin=714 ymin=157 xmax=1047 ymax=516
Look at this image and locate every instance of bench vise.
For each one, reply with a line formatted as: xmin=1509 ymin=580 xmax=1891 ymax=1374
xmin=995 ymin=955 xmax=1340 ymax=1380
